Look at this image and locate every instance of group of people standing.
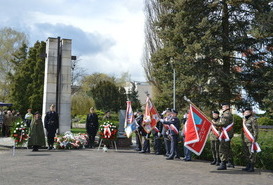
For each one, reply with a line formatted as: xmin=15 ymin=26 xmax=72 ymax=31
xmin=133 ymin=103 xmax=259 ymax=173
xmin=27 ymin=104 xmax=59 ymax=151
xmin=0 ymin=109 xmax=21 ymax=137
xmin=209 ymin=103 xmax=258 ymax=172
xmin=134 ymin=108 xmax=192 ymax=161
xmin=0 ymin=104 xmax=59 ymax=152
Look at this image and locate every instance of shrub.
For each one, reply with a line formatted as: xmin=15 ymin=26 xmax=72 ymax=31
xmin=233 ymin=114 xmax=243 ymax=134
xmin=258 ymin=117 xmax=273 ymax=126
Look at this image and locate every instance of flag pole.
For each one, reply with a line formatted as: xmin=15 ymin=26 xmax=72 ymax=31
xmin=183 ymin=96 xmax=212 ymax=122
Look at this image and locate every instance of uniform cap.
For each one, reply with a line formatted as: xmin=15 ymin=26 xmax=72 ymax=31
xmin=171 ymin=109 xmax=178 ymax=114
xmin=212 ymin=110 xmax=220 ymax=114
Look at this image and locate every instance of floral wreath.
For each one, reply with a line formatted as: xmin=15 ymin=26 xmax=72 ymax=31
xmin=12 ymin=120 xmax=29 ymax=146
xmin=98 ymin=121 xmax=118 ymax=140
xmin=55 ymin=131 xmax=88 ymax=149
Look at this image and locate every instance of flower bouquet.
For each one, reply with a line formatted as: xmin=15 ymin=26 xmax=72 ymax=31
xmin=12 ymin=120 xmax=29 ymax=146
xmin=98 ymin=121 xmax=118 ymax=140
xmin=55 ymin=131 xmax=88 ymax=149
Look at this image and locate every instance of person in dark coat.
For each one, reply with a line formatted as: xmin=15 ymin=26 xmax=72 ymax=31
xmin=135 ymin=110 xmax=144 ymax=151
xmin=28 ymin=112 xmax=46 ymax=151
xmin=154 ymin=120 xmax=163 ymax=155
xmin=44 ymin=104 xmax=59 ymax=150
xmin=161 ymin=109 xmax=180 ymax=160
xmin=86 ymin=107 xmax=99 ymax=148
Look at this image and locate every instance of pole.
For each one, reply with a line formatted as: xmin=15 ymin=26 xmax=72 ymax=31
xmin=173 ymin=68 xmax=176 ymax=110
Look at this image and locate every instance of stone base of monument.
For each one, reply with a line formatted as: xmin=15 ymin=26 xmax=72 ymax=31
xmin=116 ymin=132 xmax=132 ymax=148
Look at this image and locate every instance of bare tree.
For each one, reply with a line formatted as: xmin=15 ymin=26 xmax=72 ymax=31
xmin=142 ymin=0 xmax=165 ymax=89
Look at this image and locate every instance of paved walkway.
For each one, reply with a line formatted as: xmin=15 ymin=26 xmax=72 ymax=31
xmin=0 ymin=138 xmax=272 ymax=185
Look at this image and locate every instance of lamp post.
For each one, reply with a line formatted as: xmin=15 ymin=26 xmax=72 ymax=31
xmin=170 ymin=59 xmax=176 ymax=110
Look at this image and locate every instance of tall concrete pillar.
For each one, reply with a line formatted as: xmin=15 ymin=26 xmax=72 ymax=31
xmin=42 ymin=37 xmax=72 ymax=134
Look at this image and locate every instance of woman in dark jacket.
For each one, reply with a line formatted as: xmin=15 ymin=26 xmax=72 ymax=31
xmin=28 ymin=112 xmax=46 ymax=151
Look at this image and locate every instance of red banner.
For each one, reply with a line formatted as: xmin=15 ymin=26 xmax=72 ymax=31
xmin=143 ymin=97 xmax=160 ymax=133
xmin=184 ymin=104 xmax=212 ymax=155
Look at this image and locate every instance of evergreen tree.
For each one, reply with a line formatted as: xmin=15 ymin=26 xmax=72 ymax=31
xmin=90 ymin=81 xmax=127 ymax=112
xmin=9 ymin=41 xmax=46 ymax=114
xmin=144 ymin=0 xmax=273 ymax=111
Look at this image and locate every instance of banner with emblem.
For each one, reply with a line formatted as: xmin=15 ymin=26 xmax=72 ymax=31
xmin=124 ymin=101 xmax=137 ymax=138
xmin=143 ymin=96 xmax=160 ymax=133
xmin=184 ymin=104 xmax=212 ymax=155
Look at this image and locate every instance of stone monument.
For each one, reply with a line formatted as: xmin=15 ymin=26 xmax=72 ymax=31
xmin=42 ymin=37 xmax=72 ymax=134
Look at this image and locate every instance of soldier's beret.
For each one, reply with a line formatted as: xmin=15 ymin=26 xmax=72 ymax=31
xmin=34 ymin=111 xmax=40 ymax=115
xmin=212 ymin=110 xmax=220 ymax=114
xmin=221 ymin=102 xmax=230 ymax=106
xmin=171 ymin=109 xmax=178 ymax=114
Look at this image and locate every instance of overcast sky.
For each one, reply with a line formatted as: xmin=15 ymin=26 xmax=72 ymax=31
xmin=0 ymin=0 xmax=146 ymax=81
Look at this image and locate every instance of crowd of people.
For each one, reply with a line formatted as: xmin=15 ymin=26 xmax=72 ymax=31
xmin=128 ymin=103 xmax=258 ymax=172
xmin=0 ymin=102 xmax=259 ymax=172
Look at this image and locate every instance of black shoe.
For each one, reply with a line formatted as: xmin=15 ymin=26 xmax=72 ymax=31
xmin=155 ymin=152 xmax=161 ymax=155
xmin=242 ymin=163 xmax=250 ymax=171
xmin=183 ymin=159 xmax=192 ymax=162
xmin=166 ymin=157 xmax=174 ymax=160
xmin=227 ymin=161 xmax=235 ymax=168
xmin=47 ymin=147 xmax=52 ymax=150
xmin=174 ymin=157 xmax=181 ymax=161
xmin=215 ymin=159 xmax=221 ymax=166
xmin=135 ymin=148 xmax=141 ymax=151
xmin=247 ymin=164 xmax=255 ymax=172
xmin=217 ymin=161 xmax=227 ymax=170
xmin=139 ymin=150 xmax=146 ymax=153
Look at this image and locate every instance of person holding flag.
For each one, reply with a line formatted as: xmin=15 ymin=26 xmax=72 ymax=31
xmin=214 ymin=103 xmax=234 ymax=170
xmin=160 ymin=109 xmax=180 ymax=160
xmin=135 ymin=110 xmax=144 ymax=151
xmin=161 ymin=108 xmax=172 ymax=157
xmin=242 ymin=107 xmax=260 ymax=172
xmin=210 ymin=110 xmax=221 ymax=166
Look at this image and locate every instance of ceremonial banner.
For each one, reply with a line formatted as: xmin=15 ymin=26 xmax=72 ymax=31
xmin=124 ymin=101 xmax=137 ymax=138
xmin=143 ymin=97 xmax=160 ymax=133
xmin=184 ymin=104 xmax=212 ymax=155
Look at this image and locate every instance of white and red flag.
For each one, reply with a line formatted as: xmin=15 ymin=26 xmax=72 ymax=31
xmin=124 ymin=101 xmax=137 ymax=138
xmin=243 ymin=120 xmax=261 ymax=153
xmin=143 ymin=96 xmax=160 ymax=133
xmin=184 ymin=104 xmax=212 ymax=155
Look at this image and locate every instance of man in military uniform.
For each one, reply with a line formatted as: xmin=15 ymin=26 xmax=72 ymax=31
xmin=86 ymin=107 xmax=99 ymax=148
xmin=161 ymin=108 xmax=171 ymax=157
xmin=161 ymin=109 xmax=180 ymax=160
xmin=210 ymin=110 xmax=221 ymax=166
xmin=135 ymin=110 xmax=144 ymax=151
xmin=214 ymin=103 xmax=234 ymax=170
xmin=154 ymin=120 xmax=163 ymax=155
xmin=242 ymin=107 xmax=259 ymax=172
xmin=44 ymin=104 xmax=59 ymax=150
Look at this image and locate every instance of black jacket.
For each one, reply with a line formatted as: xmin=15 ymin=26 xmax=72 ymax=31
xmin=44 ymin=111 xmax=59 ymax=130
xmin=86 ymin=113 xmax=99 ymax=132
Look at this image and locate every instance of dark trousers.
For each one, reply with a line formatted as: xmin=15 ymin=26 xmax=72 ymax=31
xmin=169 ymin=135 xmax=179 ymax=158
xmin=25 ymin=119 xmax=31 ymax=127
xmin=154 ymin=137 xmax=163 ymax=154
xmin=164 ymin=136 xmax=171 ymax=155
xmin=88 ymin=133 xmax=96 ymax=148
xmin=142 ymin=138 xmax=150 ymax=152
xmin=47 ymin=136 xmax=55 ymax=146
xmin=135 ymin=132 xmax=142 ymax=150
xmin=210 ymin=140 xmax=220 ymax=160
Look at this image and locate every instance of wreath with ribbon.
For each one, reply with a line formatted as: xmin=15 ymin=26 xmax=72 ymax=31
xmin=12 ymin=120 xmax=29 ymax=146
xmin=98 ymin=121 xmax=118 ymax=140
